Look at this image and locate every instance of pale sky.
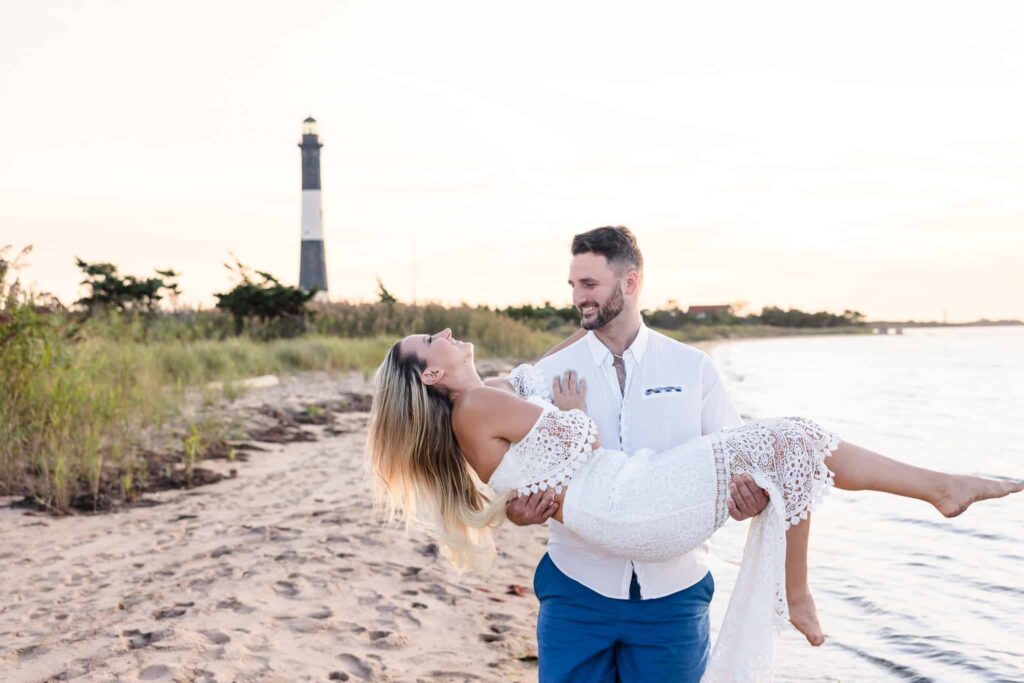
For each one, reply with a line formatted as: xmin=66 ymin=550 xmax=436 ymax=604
xmin=3 ymin=1 xmax=1023 ymax=321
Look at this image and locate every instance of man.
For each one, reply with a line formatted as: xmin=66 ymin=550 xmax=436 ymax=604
xmin=506 ymin=226 xmax=769 ymax=682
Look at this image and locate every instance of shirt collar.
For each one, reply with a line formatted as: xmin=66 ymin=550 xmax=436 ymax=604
xmin=585 ymin=322 xmax=650 ymax=365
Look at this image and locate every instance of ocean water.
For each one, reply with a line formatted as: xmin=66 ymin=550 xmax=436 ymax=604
xmin=707 ymin=326 xmax=1024 ymax=682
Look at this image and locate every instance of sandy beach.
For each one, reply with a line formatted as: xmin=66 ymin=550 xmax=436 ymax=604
xmin=0 ymin=369 xmax=550 ymax=682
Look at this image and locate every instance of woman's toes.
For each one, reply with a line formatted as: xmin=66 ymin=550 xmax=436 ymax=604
xmin=935 ymin=476 xmax=1022 ymax=518
xmin=788 ymin=592 xmax=825 ymax=647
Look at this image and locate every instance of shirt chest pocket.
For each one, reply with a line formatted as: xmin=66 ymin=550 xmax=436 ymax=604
xmin=640 ymin=385 xmax=685 ymax=400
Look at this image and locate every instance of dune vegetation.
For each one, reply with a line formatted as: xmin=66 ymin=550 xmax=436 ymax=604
xmin=1 ymin=247 xmax=867 ymax=513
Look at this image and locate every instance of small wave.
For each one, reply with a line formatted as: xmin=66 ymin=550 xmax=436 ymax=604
xmin=891 ymin=516 xmax=1016 ymax=544
xmin=877 ymin=627 xmax=995 ymax=678
xmin=839 ymin=593 xmax=900 ymax=618
xmin=948 ymin=573 xmax=1024 ymax=598
xmin=831 ymin=641 xmax=932 ymax=682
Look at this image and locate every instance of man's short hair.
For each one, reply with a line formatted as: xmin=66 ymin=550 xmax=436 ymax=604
xmin=571 ymin=226 xmax=644 ymax=273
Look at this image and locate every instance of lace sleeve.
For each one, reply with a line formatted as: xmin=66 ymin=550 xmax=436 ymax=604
xmin=505 ymin=363 xmax=552 ymax=401
xmin=489 ymin=408 xmax=598 ymax=497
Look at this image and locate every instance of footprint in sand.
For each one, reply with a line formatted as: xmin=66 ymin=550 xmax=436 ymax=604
xmin=335 ymin=653 xmax=378 ymax=680
xmin=416 ymin=543 xmax=440 ymax=558
xmin=274 ymin=549 xmax=300 ymax=562
xmin=401 ymin=566 xmax=423 ymax=579
xmin=122 ymin=628 xmax=169 ymax=649
xmin=153 ymin=601 xmax=193 ymax=619
xmin=368 ymin=629 xmax=410 ymax=649
xmin=199 ymin=629 xmax=231 ymax=645
xmin=53 ymin=659 xmax=91 ymax=679
xmin=485 ymin=612 xmax=513 ymax=623
xmin=273 ymin=580 xmax=300 ymax=597
xmin=139 ymin=664 xmax=175 ymax=680
xmin=286 ymin=617 xmax=323 ymax=634
xmin=356 ymin=589 xmax=381 ymax=606
xmin=427 ymin=671 xmax=482 ymax=682
xmin=215 ymin=596 xmax=256 ymax=614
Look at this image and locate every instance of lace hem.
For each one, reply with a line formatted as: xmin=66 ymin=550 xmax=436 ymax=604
xmin=774 ymin=429 xmax=838 ymax=628
xmin=782 ymin=424 xmax=839 ymax=530
xmin=506 ymin=363 xmax=552 ymax=401
xmin=705 ymin=419 xmax=842 ymax=680
xmin=709 ymin=417 xmax=841 ymax=629
xmin=713 ymin=416 xmax=840 ymax=532
xmin=513 ymin=416 xmax=598 ymax=497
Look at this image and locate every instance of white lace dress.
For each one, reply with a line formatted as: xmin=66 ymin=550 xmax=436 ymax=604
xmin=490 ymin=364 xmax=841 ymax=682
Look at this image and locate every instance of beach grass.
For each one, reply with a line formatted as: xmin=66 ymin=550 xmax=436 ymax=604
xmin=0 ymin=301 xmax=560 ymax=512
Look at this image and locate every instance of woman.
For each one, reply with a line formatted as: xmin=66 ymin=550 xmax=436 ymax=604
xmin=366 ymin=328 xmax=1022 ymax=680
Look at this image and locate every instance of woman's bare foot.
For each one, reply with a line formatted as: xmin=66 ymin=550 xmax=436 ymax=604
xmin=788 ymin=590 xmax=825 ymax=646
xmin=934 ymin=475 xmax=1024 ymax=518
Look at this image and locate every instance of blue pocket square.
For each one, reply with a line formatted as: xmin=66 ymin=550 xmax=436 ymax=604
xmin=644 ymin=385 xmax=683 ymax=396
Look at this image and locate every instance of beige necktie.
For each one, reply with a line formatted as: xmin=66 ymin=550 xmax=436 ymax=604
xmin=612 ymin=354 xmax=627 ymax=395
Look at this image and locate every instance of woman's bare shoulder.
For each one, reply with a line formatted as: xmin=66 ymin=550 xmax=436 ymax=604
xmin=482 ymin=376 xmax=515 ymax=393
xmin=457 ymin=386 xmax=517 ymax=412
xmin=453 ymin=387 xmax=543 ymax=443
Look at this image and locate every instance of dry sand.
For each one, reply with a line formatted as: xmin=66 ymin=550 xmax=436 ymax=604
xmin=1 ymin=370 xmax=548 ymax=682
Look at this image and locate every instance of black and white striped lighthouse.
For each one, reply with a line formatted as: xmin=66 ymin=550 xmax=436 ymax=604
xmin=298 ymin=116 xmax=328 ymax=296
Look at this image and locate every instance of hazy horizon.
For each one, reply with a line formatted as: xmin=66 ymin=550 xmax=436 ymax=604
xmin=3 ymin=1 xmax=1023 ymax=322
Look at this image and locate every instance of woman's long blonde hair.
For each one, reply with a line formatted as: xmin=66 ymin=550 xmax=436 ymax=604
xmin=366 ymin=341 xmax=510 ymax=572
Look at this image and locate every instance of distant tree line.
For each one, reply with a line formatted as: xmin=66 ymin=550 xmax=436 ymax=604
xmin=213 ymin=258 xmax=315 ymax=335
xmin=39 ymin=251 xmax=867 ymax=339
xmin=498 ymin=302 xmax=866 ymax=330
xmin=72 ymin=256 xmax=316 ymax=337
xmin=756 ymin=306 xmax=865 ymax=328
xmin=75 ymin=258 xmax=180 ymax=313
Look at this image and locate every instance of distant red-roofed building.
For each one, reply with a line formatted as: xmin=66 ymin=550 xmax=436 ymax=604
xmin=686 ymin=304 xmax=734 ymax=320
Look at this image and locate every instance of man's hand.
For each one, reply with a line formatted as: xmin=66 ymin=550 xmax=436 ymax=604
xmin=506 ymin=489 xmax=559 ymax=526
xmin=552 ymin=370 xmax=587 ymax=412
xmin=727 ymin=474 xmax=769 ymax=521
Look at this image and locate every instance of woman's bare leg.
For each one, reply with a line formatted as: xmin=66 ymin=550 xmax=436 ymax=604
xmin=826 ymin=441 xmax=1024 ymax=516
xmin=781 ymin=438 xmax=1022 ymax=648
xmin=785 ymin=515 xmax=824 ymax=646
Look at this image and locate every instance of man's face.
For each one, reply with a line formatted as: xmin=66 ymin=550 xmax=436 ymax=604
xmin=568 ymin=252 xmax=626 ymax=330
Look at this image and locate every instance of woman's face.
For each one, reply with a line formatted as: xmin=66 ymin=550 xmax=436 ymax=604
xmin=399 ymin=328 xmax=473 ymax=382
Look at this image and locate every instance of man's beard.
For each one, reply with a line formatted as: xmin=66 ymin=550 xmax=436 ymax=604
xmin=580 ymin=282 xmax=624 ymax=330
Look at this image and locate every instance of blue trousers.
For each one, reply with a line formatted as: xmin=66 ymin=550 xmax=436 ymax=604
xmin=534 ymin=553 xmax=714 ymax=683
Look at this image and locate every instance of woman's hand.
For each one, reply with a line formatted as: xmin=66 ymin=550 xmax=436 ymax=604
xmin=552 ymin=370 xmax=587 ymax=412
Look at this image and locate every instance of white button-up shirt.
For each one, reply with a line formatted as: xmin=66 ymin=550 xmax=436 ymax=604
xmin=535 ymin=323 xmax=742 ymax=599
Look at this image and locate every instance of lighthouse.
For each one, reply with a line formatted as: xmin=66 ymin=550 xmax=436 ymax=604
xmin=298 ymin=116 xmax=328 ymax=296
